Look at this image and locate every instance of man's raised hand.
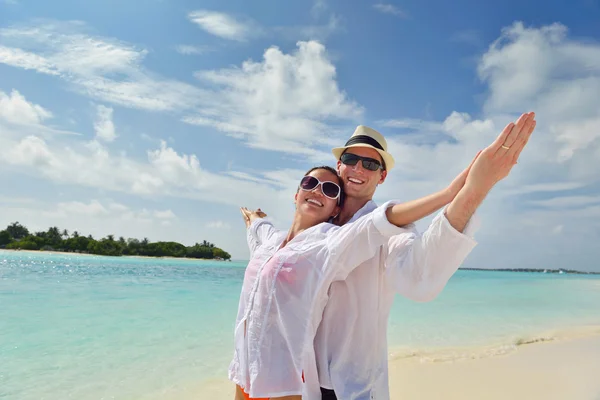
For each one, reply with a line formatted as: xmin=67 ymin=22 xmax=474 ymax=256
xmin=465 ymin=112 xmax=536 ymax=194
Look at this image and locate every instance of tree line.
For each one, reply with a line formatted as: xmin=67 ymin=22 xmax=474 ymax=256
xmin=0 ymin=222 xmax=231 ymax=260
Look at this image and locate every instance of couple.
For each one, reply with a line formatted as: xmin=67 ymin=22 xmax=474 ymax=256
xmin=231 ymin=112 xmax=537 ymax=400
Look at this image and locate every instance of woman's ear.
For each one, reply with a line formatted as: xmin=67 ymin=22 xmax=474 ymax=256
xmin=331 ymin=205 xmax=341 ymax=218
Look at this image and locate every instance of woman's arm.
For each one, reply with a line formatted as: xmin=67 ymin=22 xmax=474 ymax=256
xmin=241 ymin=207 xmax=268 ymax=257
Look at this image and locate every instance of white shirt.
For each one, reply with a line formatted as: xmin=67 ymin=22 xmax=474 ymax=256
xmin=247 ymin=201 xmax=480 ymax=400
xmin=313 ymin=201 xmax=480 ymax=400
xmin=229 ymin=201 xmax=409 ymax=398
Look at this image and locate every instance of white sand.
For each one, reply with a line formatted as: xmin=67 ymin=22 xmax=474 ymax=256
xmin=194 ymin=333 xmax=600 ymax=400
xmin=388 ymin=334 xmax=600 ymax=400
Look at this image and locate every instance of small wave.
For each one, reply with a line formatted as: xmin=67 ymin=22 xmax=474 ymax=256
xmin=514 ymin=335 xmax=555 ymax=346
xmin=389 ymin=344 xmax=519 ymax=363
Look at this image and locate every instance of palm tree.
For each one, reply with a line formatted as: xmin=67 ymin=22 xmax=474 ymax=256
xmin=47 ymin=227 xmax=61 ymax=244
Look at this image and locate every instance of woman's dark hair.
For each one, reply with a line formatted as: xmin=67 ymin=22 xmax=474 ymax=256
xmin=301 ymin=165 xmax=345 ymax=207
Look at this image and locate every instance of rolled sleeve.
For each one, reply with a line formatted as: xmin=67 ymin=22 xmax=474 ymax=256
xmin=386 ymin=207 xmax=481 ymax=302
xmin=437 ymin=205 xmax=481 ymax=243
xmin=371 ymin=200 xmax=417 ymax=237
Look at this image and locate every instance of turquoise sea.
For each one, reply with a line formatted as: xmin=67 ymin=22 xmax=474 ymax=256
xmin=1 ymin=250 xmax=599 ymax=399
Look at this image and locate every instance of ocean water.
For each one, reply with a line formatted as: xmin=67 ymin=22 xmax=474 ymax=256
xmin=1 ymin=250 xmax=599 ymax=399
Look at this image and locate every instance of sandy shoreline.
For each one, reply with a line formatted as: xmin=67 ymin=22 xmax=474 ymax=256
xmin=0 ymin=248 xmax=226 ymax=262
xmin=195 ymin=329 xmax=600 ymax=400
xmin=388 ymin=331 xmax=600 ymax=400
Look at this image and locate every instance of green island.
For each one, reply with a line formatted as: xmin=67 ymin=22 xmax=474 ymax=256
xmin=0 ymin=222 xmax=231 ymax=260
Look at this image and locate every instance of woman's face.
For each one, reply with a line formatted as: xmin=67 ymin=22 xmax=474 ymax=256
xmin=294 ymin=168 xmax=341 ymax=222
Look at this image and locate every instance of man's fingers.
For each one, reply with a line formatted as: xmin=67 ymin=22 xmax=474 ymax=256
xmin=492 ymin=122 xmax=515 ymax=154
xmin=511 ymin=120 xmax=536 ymax=164
xmin=502 ymin=112 xmax=534 ymax=151
xmin=508 ymin=116 xmax=536 ymax=158
xmin=470 ymin=150 xmax=482 ymax=166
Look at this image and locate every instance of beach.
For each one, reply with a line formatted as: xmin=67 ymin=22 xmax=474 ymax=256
xmin=196 ymin=331 xmax=600 ymax=399
xmin=388 ymin=331 xmax=600 ymax=400
xmin=2 ymin=250 xmax=599 ymax=400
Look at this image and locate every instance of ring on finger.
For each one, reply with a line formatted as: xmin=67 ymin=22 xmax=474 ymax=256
xmin=501 ymin=145 xmax=510 ymax=150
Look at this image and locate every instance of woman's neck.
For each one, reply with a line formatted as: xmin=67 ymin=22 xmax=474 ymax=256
xmin=281 ymin=213 xmax=318 ymax=248
xmin=334 ymin=195 xmax=371 ymax=226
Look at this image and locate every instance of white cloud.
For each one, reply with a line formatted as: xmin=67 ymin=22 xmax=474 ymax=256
xmin=5 ymin=135 xmax=58 ymax=168
xmin=450 ymin=30 xmax=484 ymax=47
xmin=275 ymin=15 xmax=344 ymax=42
xmin=379 ymin=118 xmax=444 ymax=131
xmin=311 ymin=0 xmax=328 ymax=18
xmin=375 ymin=21 xmax=600 ymax=271
xmin=0 ymin=89 xmax=52 ymax=125
xmin=529 ymin=196 xmax=600 ymax=208
xmin=0 ymin=91 xmax=289 ymax=218
xmin=175 ymin=45 xmax=210 ymax=55
xmin=187 ymin=10 xmax=258 ymax=41
xmin=186 ymin=40 xmax=362 ymax=154
xmin=54 ymin=200 xmax=109 ymax=216
xmin=0 ymin=45 xmax=59 ymax=74
xmin=0 ymin=22 xmax=206 ymax=112
xmin=94 ymin=105 xmax=116 ymax=142
xmin=206 ymin=220 xmax=231 ymax=229
xmin=154 ymin=209 xmax=176 ymax=220
xmin=373 ymin=3 xmax=408 ymax=18
xmin=46 ymin=200 xmax=177 ymax=224
xmin=3 ymin=20 xmax=600 ymax=267
xmin=2 ymin=199 xmax=183 ymax=243
xmin=187 ymin=9 xmax=342 ymax=44
xmin=0 ymin=89 xmax=80 ymax=141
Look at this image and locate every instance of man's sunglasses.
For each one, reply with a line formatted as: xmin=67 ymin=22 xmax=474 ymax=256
xmin=299 ymin=176 xmax=341 ymax=202
xmin=340 ymin=153 xmax=383 ymax=171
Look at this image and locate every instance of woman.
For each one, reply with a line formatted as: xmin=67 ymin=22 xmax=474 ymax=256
xmin=231 ymin=163 xmax=473 ymax=400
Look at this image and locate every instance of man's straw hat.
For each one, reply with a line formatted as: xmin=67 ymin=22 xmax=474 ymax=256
xmin=332 ymin=125 xmax=395 ymax=170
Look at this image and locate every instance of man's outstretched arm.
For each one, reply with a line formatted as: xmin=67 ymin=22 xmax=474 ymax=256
xmin=385 ymin=112 xmax=537 ymax=301
xmin=445 ymin=112 xmax=536 ymax=232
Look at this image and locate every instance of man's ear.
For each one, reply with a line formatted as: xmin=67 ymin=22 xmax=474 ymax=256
xmin=378 ymin=169 xmax=388 ymax=185
xmin=336 ymin=159 xmax=342 ymax=175
xmin=294 ymin=192 xmax=298 ymax=206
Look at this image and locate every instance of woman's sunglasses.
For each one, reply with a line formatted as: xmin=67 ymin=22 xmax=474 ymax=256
xmin=340 ymin=153 xmax=383 ymax=171
xmin=299 ymin=176 xmax=341 ymax=202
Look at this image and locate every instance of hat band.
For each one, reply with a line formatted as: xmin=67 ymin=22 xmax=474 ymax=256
xmin=344 ymin=135 xmax=384 ymax=151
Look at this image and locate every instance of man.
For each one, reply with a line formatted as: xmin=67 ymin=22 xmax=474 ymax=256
xmin=242 ymin=112 xmax=537 ymax=399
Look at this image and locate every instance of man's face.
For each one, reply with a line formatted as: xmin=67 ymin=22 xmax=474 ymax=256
xmin=337 ymin=147 xmax=387 ymax=201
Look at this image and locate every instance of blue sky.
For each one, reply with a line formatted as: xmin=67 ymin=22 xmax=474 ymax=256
xmin=1 ymin=0 xmax=600 ymax=271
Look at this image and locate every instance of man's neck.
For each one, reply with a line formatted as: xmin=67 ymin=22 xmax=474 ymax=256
xmin=335 ymin=195 xmax=372 ymax=226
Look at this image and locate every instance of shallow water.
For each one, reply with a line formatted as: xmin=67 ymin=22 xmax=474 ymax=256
xmin=1 ymin=250 xmax=598 ymax=399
